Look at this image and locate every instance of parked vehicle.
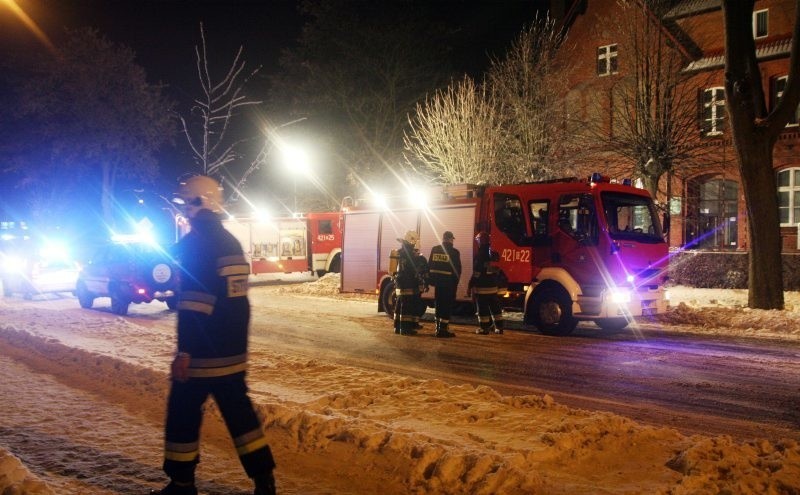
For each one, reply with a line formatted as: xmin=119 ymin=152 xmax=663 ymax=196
xmin=222 ymin=212 xmax=342 ymax=276
xmin=1 ymin=229 xmax=80 ymax=299
xmin=1 ymin=255 xmax=81 ymax=299
xmin=340 ymin=175 xmax=670 ymax=335
xmin=76 ymin=240 xmax=178 ymax=315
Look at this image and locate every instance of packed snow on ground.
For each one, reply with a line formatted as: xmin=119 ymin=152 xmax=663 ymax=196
xmin=1 ymin=274 xmax=800 ymax=494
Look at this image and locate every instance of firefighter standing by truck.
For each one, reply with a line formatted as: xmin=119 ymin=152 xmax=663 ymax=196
xmin=468 ymin=232 xmax=505 ymax=335
xmin=393 ymin=231 xmax=424 ymax=335
xmin=411 ymin=244 xmax=429 ymax=329
xmin=427 ymin=231 xmax=461 ymax=338
xmin=152 ymin=175 xmax=276 ymax=495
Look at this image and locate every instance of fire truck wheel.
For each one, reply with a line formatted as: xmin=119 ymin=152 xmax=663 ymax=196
xmin=380 ymin=281 xmax=397 ymax=319
xmin=531 ymin=286 xmax=577 ymax=336
xmin=595 ymin=317 xmax=629 ymax=332
xmin=329 ymin=253 xmax=341 ymax=273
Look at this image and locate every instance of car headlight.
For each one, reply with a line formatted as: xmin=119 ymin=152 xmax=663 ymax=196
xmin=606 ymin=288 xmax=632 ymax=304
xmin=2 ymin=255 xmax=25 ymax=274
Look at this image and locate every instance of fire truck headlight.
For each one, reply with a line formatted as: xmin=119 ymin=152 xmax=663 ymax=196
xmin=607 ymin=288 xmax=632 ymax=304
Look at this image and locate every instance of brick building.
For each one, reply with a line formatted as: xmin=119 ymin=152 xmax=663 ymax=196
xmin=553 ymin=0 xmax=799 ymax=252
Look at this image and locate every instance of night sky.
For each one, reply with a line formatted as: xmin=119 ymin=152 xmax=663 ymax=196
xmin=3 ymin=0 xmax=547 ymax=100
xmin=1 ymin=0 xmax=547 ymax=233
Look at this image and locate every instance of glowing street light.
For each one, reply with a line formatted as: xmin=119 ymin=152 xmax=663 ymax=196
xmin=279 ymin=144 xmax=312 ymax=214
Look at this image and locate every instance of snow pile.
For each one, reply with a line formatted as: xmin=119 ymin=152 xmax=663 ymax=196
xmin=252 ymin=349 xmax=800 ymax=494
xmin=269 ymin=272 xmax=374 ymax=299
xmin=653 ymin=287 xmax=800 ymax=339
xmin=0 ymin=449 xmax=53 ymax=495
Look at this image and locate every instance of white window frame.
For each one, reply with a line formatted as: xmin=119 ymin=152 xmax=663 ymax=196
xmin=753 ymin=9 xmax=768 ymax=39
xmin=702 ymin=87 xmax=726 ymax=136
xmin=597 ymin=44 xmax=618 ymax=77
xmin=777 ymin=168 xmax=800 ymax=226
xmin=775 ymin=75 xmax=800 ymax=127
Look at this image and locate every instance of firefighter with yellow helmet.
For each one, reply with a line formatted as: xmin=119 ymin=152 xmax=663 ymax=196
xmin=393 ymin=230 xmax=424 ymax=335
xmin=152 ymin=175 xmax=276 ymax=495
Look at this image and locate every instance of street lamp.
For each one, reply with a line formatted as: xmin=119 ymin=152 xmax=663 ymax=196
xmin=279 ymin=144 xmax=312 ymax=214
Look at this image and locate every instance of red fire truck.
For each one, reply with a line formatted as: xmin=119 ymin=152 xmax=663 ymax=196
xmin=340 ymin=175 xmax=669 ymax=335
xmin=223 ymin=212 xmax=342 ymax=276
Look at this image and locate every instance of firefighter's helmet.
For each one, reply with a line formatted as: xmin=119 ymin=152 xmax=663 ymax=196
xmin=398 ymin=230 xmax=419 ymax=246
xmin=175 ymin=175 xmax=223 ymax=214
xmin=475 ymin=231 xmax=490 ymax=247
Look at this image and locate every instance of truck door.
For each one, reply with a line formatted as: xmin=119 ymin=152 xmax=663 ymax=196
xmin=490 ymin=192 xmax=533 ymax=287
xmin=528 ymin=199 xmax=552 ymax=278
xmin=554 ymin=194 xmax=599 ymax=287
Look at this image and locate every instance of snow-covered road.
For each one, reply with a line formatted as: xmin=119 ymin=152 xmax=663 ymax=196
xmin=1 ymin=279 xmax=800 ymax=494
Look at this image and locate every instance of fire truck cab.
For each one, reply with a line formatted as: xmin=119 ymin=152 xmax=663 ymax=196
xmin=340 ymin=175 xmax=669 ymax=335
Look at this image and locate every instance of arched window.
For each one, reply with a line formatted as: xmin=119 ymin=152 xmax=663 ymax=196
xmin=777 ymin=168 xmax=800 ymax=226
xmin=685 ymin=177 xmax=739 ymax=250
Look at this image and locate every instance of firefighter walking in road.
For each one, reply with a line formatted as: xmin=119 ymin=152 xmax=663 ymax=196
xmin=469 ymin=232 xmax=505 ymax=335
xmin=428 ymin=231 xmax=461 ymax=338
xmin=152 ymin=176 xmax=276 ymax=495
xmin=393 ymin=231 xmax=424 ymax=335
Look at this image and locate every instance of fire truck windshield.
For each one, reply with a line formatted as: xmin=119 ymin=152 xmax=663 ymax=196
xmin=601 ymin=192 xmax=663 ymax=243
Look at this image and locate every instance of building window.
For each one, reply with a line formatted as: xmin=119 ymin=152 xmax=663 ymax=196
xmin=777 ymin=168 xmax=800 ymax=225
xmin=753 ymin=9 xmax=768 ymax=38
xmin=701 ymin=87 xmax=726 ymax=136
xmin=597 ymin=44 xmax=618 ymax=76
xmin=772 ymin=76 xmax=800 ymax=127
xmin=685 ymin=177 xmax=738 ymax=250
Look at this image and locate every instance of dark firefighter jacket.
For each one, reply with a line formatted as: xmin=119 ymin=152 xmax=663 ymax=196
xmin=428 ymin=242 xmax=461 ymax=286
xmin=469 ymin=248 xmax=507 ymax=295
xmin=175 ymin=208 xmax=251 ymax=379
xmin=394 ymin=241 xmax=422 ymax=294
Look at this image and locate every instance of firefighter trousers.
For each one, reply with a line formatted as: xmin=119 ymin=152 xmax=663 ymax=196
xmin=394 ymin=289 xmax=420 ymax=333
xmin=433 ymin=282 xmax=457 ymax=330
xmin=476 ymin=293 xmax=504 ymax=332
xmin=162 ymin=373 xmax=275 ymax=483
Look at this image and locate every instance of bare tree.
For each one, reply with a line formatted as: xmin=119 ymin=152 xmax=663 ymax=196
xmin=404 ymin=15 xmax=575 ymax=186
xmin=722 ymin=0 xmax=800 ymax=310
xmin=181 ymin=23 xmax=261 ymax=179
xmin=487 ymin=14 xmax=575 ymax=183
xmin=403 ymin=76 xmax=504 ymax=184
xmin=591 ymin=0 xmax=716 ymax=199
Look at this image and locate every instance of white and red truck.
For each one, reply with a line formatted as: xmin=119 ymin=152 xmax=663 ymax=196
xmin=339 ymin=175 xmax=670 ymax=335
xmin=222 ymin=212 xmax=342 ymax=276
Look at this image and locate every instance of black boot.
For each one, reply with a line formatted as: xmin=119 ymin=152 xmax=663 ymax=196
xmin=253 ymin=472 xmax=276 ymax=495
xmin=149 ymin=480 xmax=198 ymax=495
xmin=435 ymin=323 xmax=455 ymax=338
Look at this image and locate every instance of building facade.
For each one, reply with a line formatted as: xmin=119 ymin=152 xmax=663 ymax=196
xmin=555 ymin=0 xmax=799 ymax=252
